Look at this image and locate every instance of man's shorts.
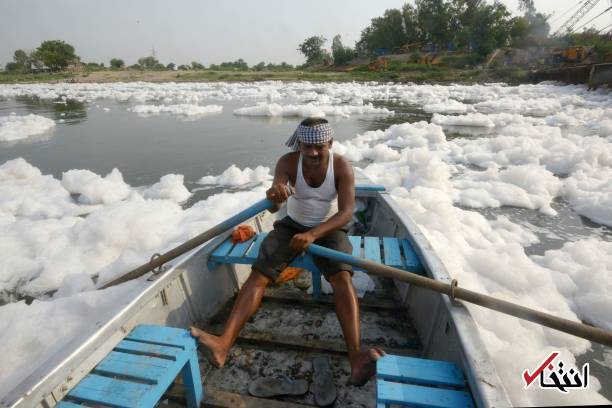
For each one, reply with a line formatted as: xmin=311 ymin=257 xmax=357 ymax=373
xmin=253 ymin=216 xmax=353 ymax=282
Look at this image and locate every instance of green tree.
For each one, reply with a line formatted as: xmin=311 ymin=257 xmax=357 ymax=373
xmin=331 ymin=35 xmax=356 ymax=65
xmin=298 ymin=36 xmax=332 ymax=65
xmin=253 ymin=61 xmax=266 ymax=71
xmin=5 ymin=62 xmax=19 ymax=72
xmin=166 ymin=62 xmax=176 ymax=70
xmin=191 ymin=61 xmax=205 ymax=70
xmin=137 ymin=56 xmax=160 ymax=69
xmin=469 ymin=1 xmax=513 ymax=56
xmin=110 ymin=58 xmax=124 ymax=68
xmin=32 ymin=40 xmax=78 ymax=71
xmin=357 ymin=9 xmax=409 ymax=54
xmin=219 ymin=59 xmax=248 ymax=70
xmin=402 ymin=4 xmax=420 ymax=45
xmin=415 ymin=0 xmax=451 ymax=46
xmin=13 ymin=49 xmax=29 ymax=70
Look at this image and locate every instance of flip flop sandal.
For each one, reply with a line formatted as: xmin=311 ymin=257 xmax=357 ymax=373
xmin=311 ymin=356 xmax=336 ymax=407
xmin=248 ymin=375 xmax=308 ymax=398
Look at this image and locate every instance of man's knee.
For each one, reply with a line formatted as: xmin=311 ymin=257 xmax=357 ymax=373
xmin=249 ymin=268 xmax=272 ymax=287
xmin=328 ymin=270 xmax=353 ymax=289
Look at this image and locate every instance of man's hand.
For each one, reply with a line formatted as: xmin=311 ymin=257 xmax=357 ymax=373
xmin=266 ymin=184 xmax=293 ymax=204
xmin=290 ymin=232 xmax=316 ymax=252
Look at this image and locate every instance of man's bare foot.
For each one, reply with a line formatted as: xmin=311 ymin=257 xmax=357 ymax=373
xmin=350 ymin=348 xmax=386 ymax=386
xmin=189 ymin=326 xmax=230 ymax=368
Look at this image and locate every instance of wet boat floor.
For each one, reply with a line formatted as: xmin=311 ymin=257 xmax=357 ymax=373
xmin=188 ymin=276 xmax=422 ymax=407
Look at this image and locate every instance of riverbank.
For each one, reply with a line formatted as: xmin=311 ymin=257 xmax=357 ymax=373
xmin=0 ymin=66 xmax=529 ymax=85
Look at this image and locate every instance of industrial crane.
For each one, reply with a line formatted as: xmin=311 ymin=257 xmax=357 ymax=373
xmin=553 ymin=0 xmax=602 ymax=36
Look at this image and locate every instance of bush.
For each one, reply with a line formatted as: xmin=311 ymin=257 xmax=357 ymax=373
xmin=439 ymin=54 xmax=482 ymax=68
xmin=191 ymin=61 xmax=205 ymax=70
xmin=110 ymin=58 xmax=124 ymax=69
xmin=493 ymin=66 xmax=527 ymax=83
xmin=5 ymin=62 xmax=19 ymax=72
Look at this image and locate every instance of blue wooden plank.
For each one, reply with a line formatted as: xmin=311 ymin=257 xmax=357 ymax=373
xmin=228 ymin=235 xmax=257 ymax=258
xmin=377 ymin=379 xmax=473 ymax=408
xmin=400 ymin=239 xmax=423 ymax=273
xmin=377 ymin=355 xmax=465 ymax=388
xmin=355 ymin=184 xmax=386 ymax=191
xmin=382 ymin=237 xmax=403 ymax=268
xmin=245 ymin=232 xmax=268 ymax=260
xmin=56 ymin=402 xmax=85 ymax=408
xmin=66 ymin=374 xmax=155 ymax=408
xmin=114 ymin=339 xmax=182 ymax=361
xmin=210 ymin=237 xmax=234 ymax=258
xmin=126 ymin=325 xmax=191 ymax=349
xmin=364 ymin=237 xmax=381 ymax=264
xmin=348 ymin=235 xmax=361 ymax=258
xmin=93 ymin=351 xmax=174 ymax=384
xmin=182 ymin=355 xmax=204 ymax=408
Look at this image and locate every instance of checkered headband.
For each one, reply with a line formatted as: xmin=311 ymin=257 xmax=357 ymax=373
xmin=285 ymin=123 xmax=334 ymax=151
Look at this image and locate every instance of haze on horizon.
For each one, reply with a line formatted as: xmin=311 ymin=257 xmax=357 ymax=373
xmin=1 ymin=0 xmax=611 ymax=67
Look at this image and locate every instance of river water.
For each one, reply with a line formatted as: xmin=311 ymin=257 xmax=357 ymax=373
xmin=0 ymin=81 xmax=610 ymax=405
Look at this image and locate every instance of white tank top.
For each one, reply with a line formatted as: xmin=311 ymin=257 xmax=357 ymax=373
xmin=287 ymin=152 xmax=338 ymax=227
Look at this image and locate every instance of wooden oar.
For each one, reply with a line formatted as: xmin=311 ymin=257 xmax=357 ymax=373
xmin=306 ymin=243 xmax=612 ymax=347
xmin=99 ymin=198 xmax=274 ymax=289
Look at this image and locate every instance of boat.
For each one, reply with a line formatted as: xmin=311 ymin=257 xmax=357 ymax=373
xmin=2 ymin=171 xmax=512 ymax=407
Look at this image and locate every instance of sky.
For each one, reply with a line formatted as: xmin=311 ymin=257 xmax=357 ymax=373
xmin=1 ymin=0 xmax=611 ymax=67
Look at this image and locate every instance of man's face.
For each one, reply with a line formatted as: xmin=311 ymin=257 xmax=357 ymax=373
xmin=299 ymin=140 xmax=332 ymax=166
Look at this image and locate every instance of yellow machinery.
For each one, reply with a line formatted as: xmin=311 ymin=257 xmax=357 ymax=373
xmin=550 ymin=45 xmax=594 ymax=65
xmin=368 ymin=57 xmax=389 ymax=72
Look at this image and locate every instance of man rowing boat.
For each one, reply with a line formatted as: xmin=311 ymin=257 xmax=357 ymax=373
xmin=191 ymin=117 xmax=384 ymax=386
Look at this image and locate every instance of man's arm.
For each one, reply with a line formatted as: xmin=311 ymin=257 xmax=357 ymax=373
xmin=266 ymin=153 xmax=294 ymax=212
xmin=289 ymin=156 xmax=355 ymax=251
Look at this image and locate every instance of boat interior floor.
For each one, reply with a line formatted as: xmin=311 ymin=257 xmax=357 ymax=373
xmin=176 ymin=275 xmax=422 ymax=407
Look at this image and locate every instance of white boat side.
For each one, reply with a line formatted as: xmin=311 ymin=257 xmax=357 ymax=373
xmin=1 ymin=181 xmax=512 ymax=407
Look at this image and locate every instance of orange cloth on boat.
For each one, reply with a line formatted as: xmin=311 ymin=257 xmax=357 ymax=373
xmin=275 ymin=267 xmax=302 ymax=284
xmin=231 ymin=225 xmax=256 ymax=244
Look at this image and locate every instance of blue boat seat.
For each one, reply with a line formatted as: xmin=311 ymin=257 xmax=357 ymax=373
xmin=376 ymin=355 xmax=473 ymax=408
xmin=208 ymin=233 xmax=424 ymax=299
xmin=57 ymin=325 xmax=203 ymax=408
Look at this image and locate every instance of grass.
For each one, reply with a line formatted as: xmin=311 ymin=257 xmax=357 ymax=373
xmin=0 ymin=71 xmax=76 ymax=83
xmin=0 ymin=65 xmax=531 ymax=85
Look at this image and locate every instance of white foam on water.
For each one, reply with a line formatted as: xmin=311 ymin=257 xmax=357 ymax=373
xmin=453 ymin=164 xmax=563 ymax=215
xmin=0 ymin=81 xmax=611 ymax=405
xmin=197 ymin=164 xmax=272 ymax=186
xmin=142 ymin=174 xmax=192 ymax=203
xmin=423 ymin=99 xmax=474 ymax=114
xmin=0 ymin=113 xmax=55 ymax=142
xmin=61 ymin=168 xmax=132 ymax=205
xmin=0 ymin=282 xmax=141 ymax=397
xmin=599 ymin=119 xmax=612 ymax=137
xmin=0 ymin=158 xmax=272 ymax=396
xmin=532 ymin=239 xmax=612 ymax=331
xmin=129 ymin=103 xmax=223 ymax=116
xmin=233 ymin=102 xmax=392 ymax=118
